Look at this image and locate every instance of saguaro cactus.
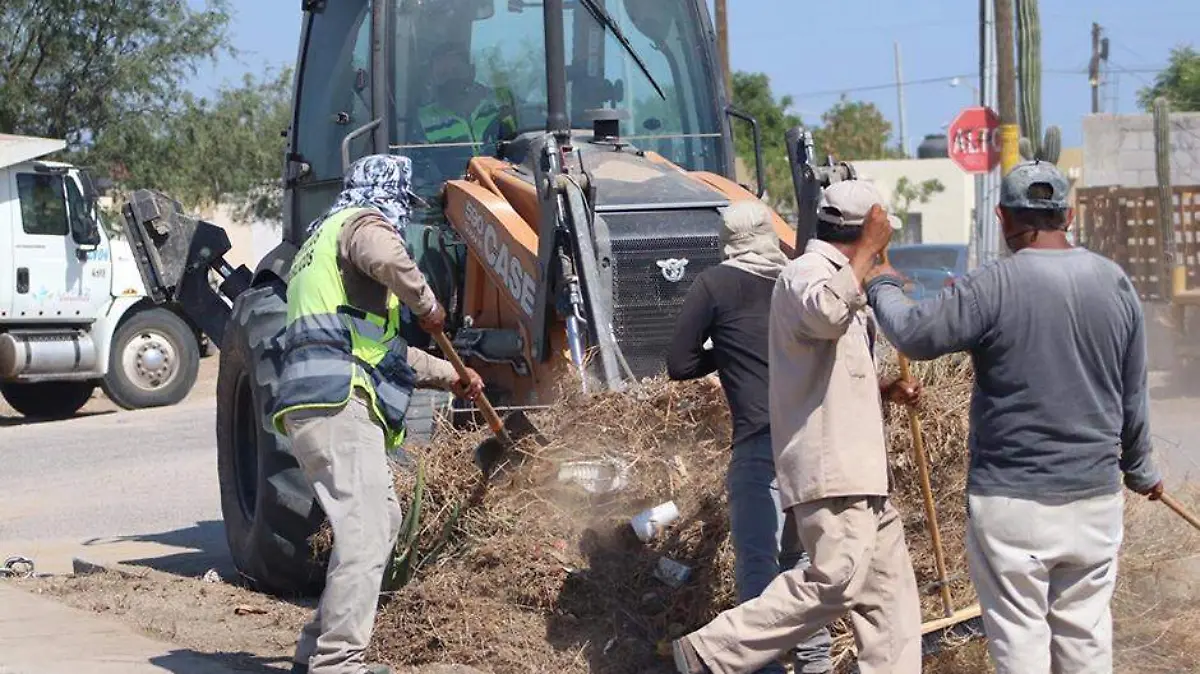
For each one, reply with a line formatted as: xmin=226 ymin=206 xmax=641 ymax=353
xmin=1015 ymin=0 xmax=1060 ymax=167
xmin=1016 ymin=0 xmax=1049 ymax=161
xmin=1153 ymin=96 xmax=1178 ymax=299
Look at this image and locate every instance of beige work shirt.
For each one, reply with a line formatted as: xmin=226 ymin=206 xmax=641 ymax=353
xmin=335 ymin=211 xmax=458 ymax=390
xmin=768 ymin=239 xmax=888 ymax=508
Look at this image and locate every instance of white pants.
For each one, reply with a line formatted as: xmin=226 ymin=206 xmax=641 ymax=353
xmin=966 ymin=492 xmax=1124 ymax=674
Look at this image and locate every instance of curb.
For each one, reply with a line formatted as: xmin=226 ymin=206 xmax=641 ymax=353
xmin=70 ymin=556 xmax=152 ymax=580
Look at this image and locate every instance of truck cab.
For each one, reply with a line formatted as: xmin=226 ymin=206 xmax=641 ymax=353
xmin=0 ymin=134 xmax=201 ymax=419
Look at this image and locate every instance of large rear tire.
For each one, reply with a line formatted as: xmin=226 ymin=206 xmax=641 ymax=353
xmin=215 ymin=281 xmax=327 ymax=597
xmin=0 ymin=381 xmax=96 ymax=420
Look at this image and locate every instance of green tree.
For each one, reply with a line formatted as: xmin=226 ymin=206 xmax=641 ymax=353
xmin=891 ymin=176 xmax=945 ymax=240
xmin=1138 ymin=46 xmax=1200 ymax=112
xmin=813 ymin=96 xmax=904 ymax=161
xmin=0 ymin=0 xmax=234 ymax=149
xmin=93 ymin=68 xmax=293 ymax=222
xmin=731 ymin=71 xmax=802 ymax=214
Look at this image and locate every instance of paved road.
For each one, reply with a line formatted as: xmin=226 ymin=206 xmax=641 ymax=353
xmin=0 ymin=397 xmax=230 ymax=578
xmin=0 ymin=354 xmax=447 ymax=579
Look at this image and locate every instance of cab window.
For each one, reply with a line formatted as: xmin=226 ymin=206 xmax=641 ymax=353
xmin=16 ymin=173 xmax=69 ymax=237
xmin=391 ymin=0 xmax=724 ymax=198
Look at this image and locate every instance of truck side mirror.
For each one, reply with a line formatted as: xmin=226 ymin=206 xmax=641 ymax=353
xmin=70 ymin=206 xmax=103 ymax=250
xmin=725 ymin=106 xmax=766 ymax=199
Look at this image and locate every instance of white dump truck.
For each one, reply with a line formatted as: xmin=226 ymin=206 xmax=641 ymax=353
xmin=0 ymin=133 xmax=202 ymax=419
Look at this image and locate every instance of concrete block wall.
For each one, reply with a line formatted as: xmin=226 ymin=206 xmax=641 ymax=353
xmin=1083 ymin=112 xmax=1200 ymax=187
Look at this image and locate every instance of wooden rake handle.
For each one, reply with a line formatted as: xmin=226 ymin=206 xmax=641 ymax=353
xmin=430 ymin=330 xmax=506 ymax=438
xmin=897 ymin=354 xmax=956 ymax=618
xmin=1161 ymin=492 xmax=1200 ymax=532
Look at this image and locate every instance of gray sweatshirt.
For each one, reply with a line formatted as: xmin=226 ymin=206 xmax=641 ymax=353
xmin=866 ymin=247 xmax=1160 ymax=499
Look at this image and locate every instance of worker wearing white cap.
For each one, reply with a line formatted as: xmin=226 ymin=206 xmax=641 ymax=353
xmin=673 ymin=180 xmax=922 ymax=674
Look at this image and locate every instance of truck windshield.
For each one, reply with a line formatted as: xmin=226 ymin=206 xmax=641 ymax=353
xmin=388 ymin=0 xmax=723 ymax=195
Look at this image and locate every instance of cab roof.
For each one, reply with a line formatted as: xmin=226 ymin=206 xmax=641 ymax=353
xmin=0 ymin=134 xmax=67 ymax=171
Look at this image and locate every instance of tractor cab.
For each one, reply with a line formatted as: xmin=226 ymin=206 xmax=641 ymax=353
xmin=283 ymin=0 xmax=734 ymax=344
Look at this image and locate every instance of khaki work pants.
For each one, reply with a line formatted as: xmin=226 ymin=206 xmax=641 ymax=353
xmin=688 ymin=496 xmax=922 ymax=674
xmin=966 ymin=492 xmax=1124 ymax=674
xmin=285 ymin=393 xmax=404 ymax=674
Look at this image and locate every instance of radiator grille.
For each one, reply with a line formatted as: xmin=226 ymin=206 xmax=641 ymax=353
xmin=609 ymin=234 xmax=721 ymax=379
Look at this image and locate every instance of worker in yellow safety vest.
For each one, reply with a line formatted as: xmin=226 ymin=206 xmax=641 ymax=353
xmin=272 ymin=154 xmax=484 ymax=674
xmin=417 ymin=42 xmax=518 ymax=173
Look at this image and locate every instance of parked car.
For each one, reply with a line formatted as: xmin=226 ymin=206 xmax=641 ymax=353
xmin=887 ymin=244 xmax=969 ymax=300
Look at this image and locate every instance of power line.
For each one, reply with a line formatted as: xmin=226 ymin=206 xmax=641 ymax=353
xmin=789 ymin=73 xmax=975 ymax=99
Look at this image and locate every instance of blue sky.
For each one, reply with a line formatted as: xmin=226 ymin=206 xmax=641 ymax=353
xmin=191 ymin=0 xmax=1199 ymax=150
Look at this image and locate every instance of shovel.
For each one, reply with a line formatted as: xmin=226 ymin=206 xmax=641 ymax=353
xmin=430 ymin=330 xmax=546 ymax=478
xmin=1160 ymin=491 xmax=1200 ymax=531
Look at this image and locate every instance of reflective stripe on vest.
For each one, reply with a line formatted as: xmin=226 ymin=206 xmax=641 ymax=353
xmin=419 ymin=88 xmax=516 ymax=147
xmin=271 ymin=207 xmax=413 ymax=449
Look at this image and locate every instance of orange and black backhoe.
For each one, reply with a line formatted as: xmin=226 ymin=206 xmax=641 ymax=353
xmin=120 ymin=0 xmax=853 ymax=597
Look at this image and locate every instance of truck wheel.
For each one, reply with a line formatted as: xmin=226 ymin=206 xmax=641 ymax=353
xmin=102 ymin=308 xmax=200 ymax=410
xmin=215 ymin=281 xmax=327 ymax=597
xmin=0 ymin=381 xmax=96 ymax=420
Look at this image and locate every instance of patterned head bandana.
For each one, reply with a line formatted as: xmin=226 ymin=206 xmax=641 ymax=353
xmin=307 ymin=154 xmax=419 ymax=235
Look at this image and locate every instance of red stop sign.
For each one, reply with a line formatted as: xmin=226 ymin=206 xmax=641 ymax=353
xmin=948 ymin=106 xmax=1000 ymax=174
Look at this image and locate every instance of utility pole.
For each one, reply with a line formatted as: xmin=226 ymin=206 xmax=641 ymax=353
xmin=715 ymin=0 xmax=732 ymax=100
xmin=971 ymin=0 xmax=988 ymax=270
xmin=994 ymin=0 xmax=1019 ymax=175
xmin=978 ymin=0 xmax=988 ymax=106
xmin=894 ymin=41 xmax=908 ymax=157
xmin=1094 ymin=22 xmax=1108 ymax=112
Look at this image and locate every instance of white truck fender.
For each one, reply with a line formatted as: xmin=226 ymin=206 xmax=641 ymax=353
xmin=108 ymin=238 xmax=149 ymax=297
xmin=91 ymin=295 xmax=152 ymax=378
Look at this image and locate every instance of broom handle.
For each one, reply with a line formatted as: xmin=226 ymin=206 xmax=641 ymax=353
xmin=1160 ymin=492 xmax=1200 ymax=531
xmin=431 ymin=330 xmax=505 ymax=436
xmin=897 ymin=354 xmax=956 ymax=618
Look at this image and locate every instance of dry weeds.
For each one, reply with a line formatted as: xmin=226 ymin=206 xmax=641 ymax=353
xmin=306 ymin=352 xmax=1200 ymax=674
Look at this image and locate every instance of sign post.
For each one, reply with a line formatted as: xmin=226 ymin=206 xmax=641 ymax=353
xmin=948 ymin=106 xmax=1001 ymax=175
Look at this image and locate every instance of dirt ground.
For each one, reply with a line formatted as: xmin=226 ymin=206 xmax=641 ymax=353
xmin=12 ymin=567 xmax=485 ymax=674
xmin=16 ymin=567 xmax=309 ymax=672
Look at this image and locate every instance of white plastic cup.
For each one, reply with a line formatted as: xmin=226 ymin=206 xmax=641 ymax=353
xmin=630 ymin=501 xmax=681 ymax=542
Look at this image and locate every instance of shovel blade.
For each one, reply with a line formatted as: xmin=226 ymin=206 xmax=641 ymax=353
xmin=473 ymin=410 xmax=547 ymax=478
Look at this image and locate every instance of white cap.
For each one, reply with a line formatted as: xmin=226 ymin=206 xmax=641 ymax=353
xmin=818 ymin=181 xmax=903 ymax=231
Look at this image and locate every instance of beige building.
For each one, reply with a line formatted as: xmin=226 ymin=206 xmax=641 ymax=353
xmin=849 ymin=158 xmax=976 ymax=245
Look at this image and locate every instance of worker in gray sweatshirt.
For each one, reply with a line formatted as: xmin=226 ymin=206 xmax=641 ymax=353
xmin=863 ymin=160 xmax=1163 ymax=674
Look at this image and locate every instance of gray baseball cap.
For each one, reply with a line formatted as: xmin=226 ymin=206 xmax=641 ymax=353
xmin=818 ymin=180 xmax=903 ymax=230
xmin=1000 ymin=160 xmax=1070 ymax=210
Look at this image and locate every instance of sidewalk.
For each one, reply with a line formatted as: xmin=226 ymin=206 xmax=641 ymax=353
xmin=0 ymin=584 xmax=259 ymax=674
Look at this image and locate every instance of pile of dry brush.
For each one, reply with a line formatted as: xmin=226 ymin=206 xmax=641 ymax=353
xmin=313 ymin=351 xmax=1200 ymax=674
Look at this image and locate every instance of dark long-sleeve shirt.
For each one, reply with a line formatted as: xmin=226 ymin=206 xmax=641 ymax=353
xmin=667 ymin=264 xmax=774 ymax=445
xmin=866 ymin=247 xmax=1160 ymax=499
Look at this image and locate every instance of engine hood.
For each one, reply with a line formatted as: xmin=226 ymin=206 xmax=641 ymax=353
xmin=576 ymin=144 xmax=730 ymax=213
xmin=503 ymin=130 xmax=730 ymax=213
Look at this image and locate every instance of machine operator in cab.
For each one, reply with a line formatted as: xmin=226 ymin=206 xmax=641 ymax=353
xmin=271 ymin=154 xmax=484 ymax=674
xmin=417 ymin=39 xmax=518 ymax=174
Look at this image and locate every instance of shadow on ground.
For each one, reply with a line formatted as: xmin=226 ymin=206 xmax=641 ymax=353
xmin=149 ymin=649 xmax=292 ymax=673
xmin=82 ymin=520 xmax=236 ymax=579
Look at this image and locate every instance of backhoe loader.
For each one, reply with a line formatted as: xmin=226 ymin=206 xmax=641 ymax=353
xmin=121 ymin=0 xmax=851 ymax=597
